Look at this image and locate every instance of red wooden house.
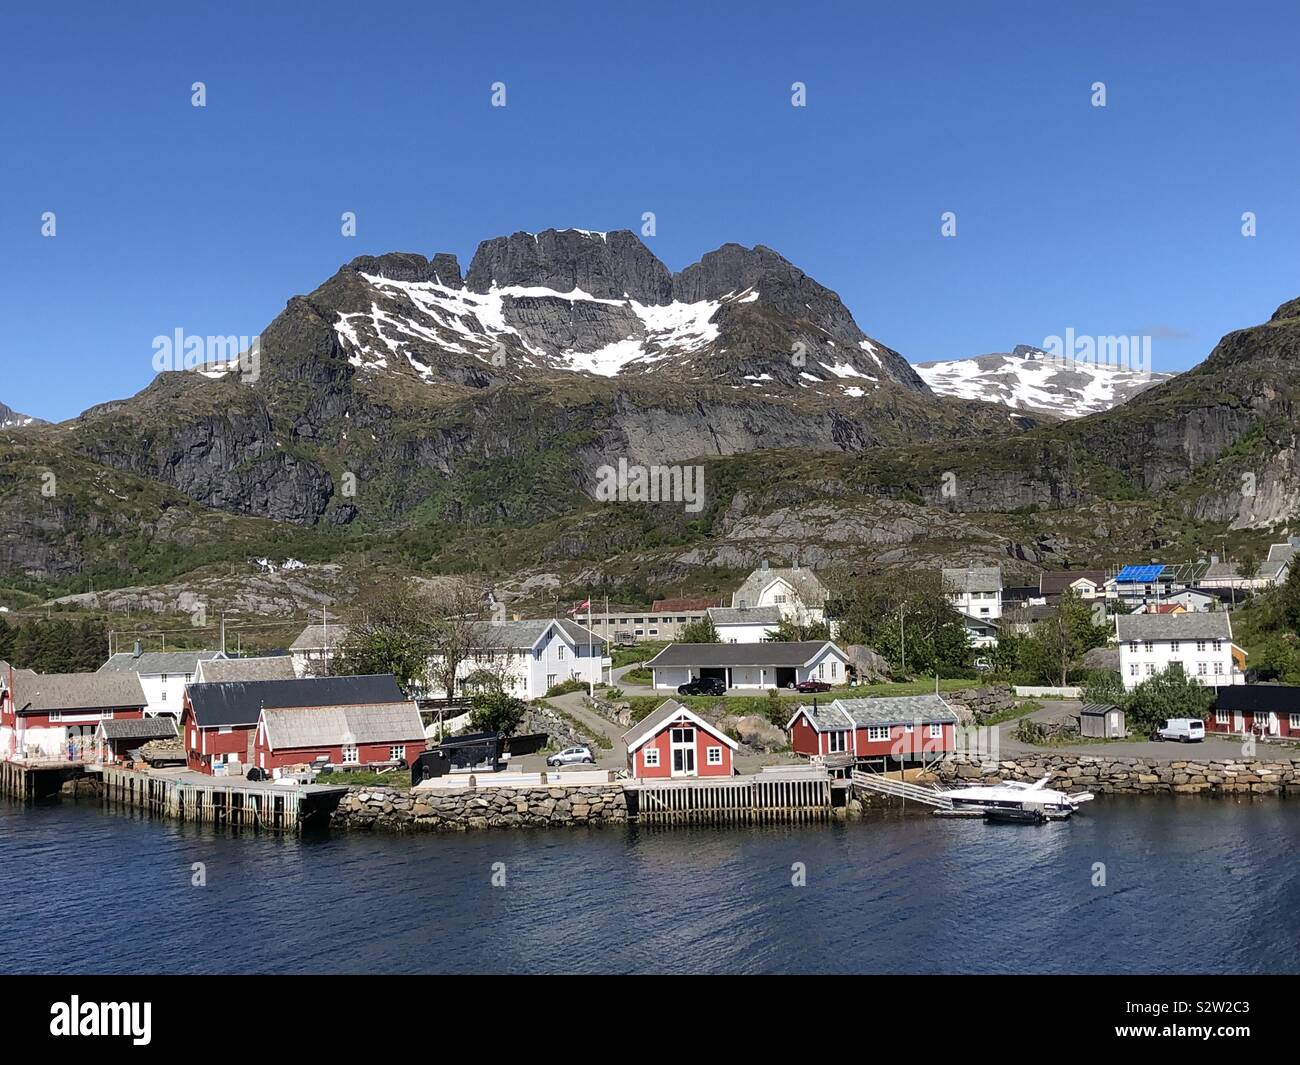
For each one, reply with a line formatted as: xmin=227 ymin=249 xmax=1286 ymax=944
xmin=622 ymin=699 xmax=738 ymax=779
xmin=0 ymin=663 xmax=147 ymax=762
xmin=786 ymin=695 xmax=958 ymax=767
xmin=253 ymin=700 xmax=425 ymax=774
xmin=1210 ymin=685 xmax=1300 ymax=740
xmin=181 ymin=674 xmax=405 ymax=775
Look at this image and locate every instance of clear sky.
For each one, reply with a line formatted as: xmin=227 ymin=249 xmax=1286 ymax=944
xmin=2 ymin=0 xmax=1297 ymax=421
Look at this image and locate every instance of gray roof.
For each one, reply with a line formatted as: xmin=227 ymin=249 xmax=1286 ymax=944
xmin=477 ymin=618 xmax=605 ymax=652
xmin=1079 ymin=702 xmax=1121 ymax=716
xmin=731 ymin=566 xmax=827 ymax=610
xmin=795 ymin=695 xmax=958 ymax=732
xmin=707 ymin=605 xmax=783 ymax=627
xmin=197 ymin=656 xmax=296 ymax=684
xmin=1116 ymin=612 xmax=1233 ymax=641
xmin=647 ymin=640 xmax=844 ymax=669
xmin=943 ymin=566 xmax=1002 ymax=593
xmin=958 ymin=612 xmax=1000 ymax=630
xmin=261 ymin=702 xmax=425 ymax=750
xmin=11 ymin=670 xmax=147 ymax=714
xmin=289 ymin=623 xmax=349 ymax=651
xmin=1039 ymin=570 xmax=1106 ymax=595
xmin=98 ymin=650 xmax=223 ymax=676
xmin=185 ymin=674 xmax=405 ymax=728
xmin=98 ymin=717 xmax=179 ymax=741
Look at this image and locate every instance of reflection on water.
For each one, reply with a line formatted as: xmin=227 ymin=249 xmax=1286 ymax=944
xmin=2 ymin=796 xmax=1297 ymax=974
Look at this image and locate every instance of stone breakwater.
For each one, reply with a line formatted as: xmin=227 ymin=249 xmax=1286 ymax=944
xmin=927 ymin=753 xmax=1299 ymax=795
xmin=331 ymin=784 xmax=629 ymax=831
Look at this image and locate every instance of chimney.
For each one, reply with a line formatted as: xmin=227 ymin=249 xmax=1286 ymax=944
xmin=761 ymin=559 xmax=769 ymax=570
xmin=1210 ymin=553 xmax=1219 ymax=564
xmin=133 ymin=640 xmax=143 ymax=658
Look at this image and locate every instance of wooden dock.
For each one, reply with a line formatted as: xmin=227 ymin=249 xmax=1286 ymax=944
xmin=96 ymin=765 xmax=345 ymax=834
xmin=626 ymin=768 xmax=834 ymax=826
xmin=0 ymin=759 xmax=89 ymax=801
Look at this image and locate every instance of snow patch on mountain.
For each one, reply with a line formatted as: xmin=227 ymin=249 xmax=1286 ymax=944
xmin=914 ymin=346 xmax=1174 ymax=418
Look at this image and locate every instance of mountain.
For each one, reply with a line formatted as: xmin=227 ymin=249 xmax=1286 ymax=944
xmin=915 ymin=345 xmax=1175 ymax=418
xmin=0 ymin=400 xmax=43 ymax=429
xmin=1 ymin=229 xmax=1031 ymax=584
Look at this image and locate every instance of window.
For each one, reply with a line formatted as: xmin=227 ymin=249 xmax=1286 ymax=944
xmin=1128 ymin=641 xmax=1139 ymax=653
xmin=671 ymin=727 xmax=694 ymax=744
xmin=1196 ymin=640 xmax=1207 ymax=652
xmin=218 ymin=726 xmax=232 ymax=735
xmin=1146 ymin=663 xmax=1156 ymax=675
xmin=389 ymin=745 xmax=405 ymax=761
xmin=1170 ymin=640 xmax=1180 ymax=652
xmin=1290 ymin=714 xmax=1300 ymax=731
xmin=342 ymin=745 xmax=359 ymax=764
xmin=1129 ymin=664 xmax=1139 ymax=676
xmin=1197 ymin=662 xmax=1208 ymax=675
xmin=707 ymin=746 xmax=723 ymax=765
xmin=1216 ymin=710 xmax=1228 ymax=725
xmin=903 ymin=723 xmax=914 ymax=733
xmin=677 ymin=616 xmax=687 ymax=623
xmin=547 ymin=674 xmax=558 ymax=689
xmin=929 ymin=722 xmax=943 ymax=738
xmin=774 ymin=594 xmax=786 ymax=604
xmin=867 ymin=725 xmax=889 ymax=741
xmin=830 ymin=661 xmax=837 ymax=679
xmin=643 ymin=747 xmax=660 ymax=767
xmin=160 ymin=673 xmax=169 ymax=683
xmin=557 ymin=645 xmax=565 ymax=660
xmin=1144 ymin=641 xmax=1154 ymax=653
xmin=1214 ymin=662 xmax=1223 ymax=675
xmin=827 ymin=732 xmax=846 ymax=753
xmin=1212 ymin=639 xmax=1222 ymax=651
xmin=190 ymin=729 xmax=197 ymax=746
xmin=160 ymin=691 xmax=167 ymax=703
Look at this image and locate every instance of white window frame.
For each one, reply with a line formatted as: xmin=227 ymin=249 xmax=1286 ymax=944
xmin=389 ymin=745 xmax=405 ymax=760
xmin=866 ymin=725 xmax=890 ymax=741
xmin=706 ymin=746 xmax=723 ymax=765
xmin=342 ymin=744 xmax=359 ymax=764
xmin=928 ymin=722 xmax=943 ymax=738
xmin=643 ymin=746 xmax=660 ymax=768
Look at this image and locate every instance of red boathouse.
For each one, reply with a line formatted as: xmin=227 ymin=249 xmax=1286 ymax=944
xmin=786 ymin=695 xmax=958 ymax=766
xmin=622 ymin=699 xmax=738 ymax=779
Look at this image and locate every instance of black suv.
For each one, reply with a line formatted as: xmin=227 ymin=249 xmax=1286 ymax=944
xmin=677 ymin=676 xmax=727 ymax=696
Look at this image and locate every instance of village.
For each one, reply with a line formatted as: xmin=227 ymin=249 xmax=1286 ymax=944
xmin=4 ymin=544 xmax=1300 ymax=829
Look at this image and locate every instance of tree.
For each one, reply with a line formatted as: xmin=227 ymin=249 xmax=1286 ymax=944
xmin=832 ymin=568 xmax=970 ymax=675
xmin=1019 ymin=591 xmax=1108 ymax=685
xmin=679 ymin=616 xmax=720 ymax=643
xmin=1235 ymin=548 xmax=1262 ymax=588
xmin=468 ymin=689 xmax=527 ymax=736
xmin=1122 ymin=666 xmax=1214 ymax=733
xmin=767 ymin=616 xmax=830 ymax=642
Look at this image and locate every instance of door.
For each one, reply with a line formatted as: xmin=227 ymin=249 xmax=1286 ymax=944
xmin=1233 ymin=712 xmax=1244 ymax=732
xmin=670 ymin=726 xmax=696 ymax=777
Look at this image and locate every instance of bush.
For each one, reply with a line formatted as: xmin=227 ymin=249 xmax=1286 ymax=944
xmin=468 ymin=689 xmax=527 ymax=736
xmin=544 ymin=678 xmax=588 ymax=698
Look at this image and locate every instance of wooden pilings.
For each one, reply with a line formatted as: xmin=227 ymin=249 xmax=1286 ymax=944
xmin=629 ymin=774 xmax=833 ymax=826
xmin=98 ymin=766 xmax=301 ymax=833
xmin=0 ymin=760 xmax=87 ymax=801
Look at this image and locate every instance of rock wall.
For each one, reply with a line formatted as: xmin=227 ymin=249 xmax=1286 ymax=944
xmin=928 ymin=753 xmax=1299 ymax=795
xmin=331 ymin=783 xmax=629 ymax=831
xmin=945 ymin=685 xmax=1016 ymax=723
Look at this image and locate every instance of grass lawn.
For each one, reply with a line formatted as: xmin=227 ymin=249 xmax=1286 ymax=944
xmin=317 ymin=769 xmax=410 ymax=788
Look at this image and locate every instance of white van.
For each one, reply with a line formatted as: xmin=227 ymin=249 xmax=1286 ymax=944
xmin=1153 ymin=718 xmax=1206 ymax=743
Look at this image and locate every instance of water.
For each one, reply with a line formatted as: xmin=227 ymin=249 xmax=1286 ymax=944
xmin=2 ymin=796 xmax=1297 ymax=974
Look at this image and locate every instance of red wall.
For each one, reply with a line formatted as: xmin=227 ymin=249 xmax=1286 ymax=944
xmin=1206 ymin=709 xmax=1299 ymax=737
xmin=254 ymin=738 xmax=424 ymax=772
xmin=629 ymin=718 xmax=733 ymax=778
xmin=787 ymin=712 xmax=956 ymax=759
xmin=182 ymin=705 xmax=257 ymax=773
xmin=14 ymin=708 xmax=144 ymax=729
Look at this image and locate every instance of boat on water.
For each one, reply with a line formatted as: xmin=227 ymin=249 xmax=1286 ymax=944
xmin=943 ymin=776 xmax=1094 ymax=821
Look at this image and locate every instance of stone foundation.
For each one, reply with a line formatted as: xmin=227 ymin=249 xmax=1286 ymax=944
xmin=926 ymin=753 xmax=1299 ymax=795
xmin=331 ymin=783 xmax=629 ymax=831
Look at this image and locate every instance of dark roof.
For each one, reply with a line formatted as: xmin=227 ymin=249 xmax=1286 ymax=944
xmin=646 ymin=641 xmax=845 ymax=669
xmin=1039 ymin=570 xmax=1106 ymax=595
xmin=185 ymin=674 xmax=404 ymax=728
xmin=98 ymin=717 xmax=180 ymax=741
xmin=1215 ymin=685 xmax=1300 ymax=714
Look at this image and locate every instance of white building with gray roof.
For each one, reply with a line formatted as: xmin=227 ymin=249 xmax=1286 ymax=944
xmin=706 ymin=605 xmax=782 ymax=643
xmin=1115 ymin=611 xmax=1244 ymax=691
xmin=730 ymin=562 xmax=828 ymax=624
xmin=446 ymin=618 xmax=609 ymax=700
xmin=97 ymin=647 xmax=225 ymax=717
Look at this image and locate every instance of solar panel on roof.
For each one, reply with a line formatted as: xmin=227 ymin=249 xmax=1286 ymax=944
xmin=1115 ymin=564 xmax=1165 ymax=583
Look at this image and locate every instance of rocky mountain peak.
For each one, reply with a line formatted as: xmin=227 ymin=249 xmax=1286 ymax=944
xmin=0 ymin=400 xmax=44 ymax=429
xmin=1271 ymin=296 xmax=1300 ymax=322
xmin=465 ymin=228 xmax=674 ymax=303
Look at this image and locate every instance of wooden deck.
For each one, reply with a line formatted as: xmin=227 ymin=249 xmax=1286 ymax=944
xmin=625 ymin=767 xmax=834 ymax=825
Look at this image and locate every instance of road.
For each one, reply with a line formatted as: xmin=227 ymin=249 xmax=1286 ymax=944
xmin=996 ymin=699 xmax=1300 ymax=762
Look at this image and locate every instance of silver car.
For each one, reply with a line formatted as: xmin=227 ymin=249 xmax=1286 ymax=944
xmin=547 ymin=745 xmax=596 ymax=767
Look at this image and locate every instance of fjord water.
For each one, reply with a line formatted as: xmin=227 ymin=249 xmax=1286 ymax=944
xmin=2 ymin=797 xmax=1297 ymax=974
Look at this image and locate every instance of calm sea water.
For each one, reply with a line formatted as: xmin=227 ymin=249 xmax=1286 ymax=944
xmin=2 ymin=796 xmax=1297 ymax=974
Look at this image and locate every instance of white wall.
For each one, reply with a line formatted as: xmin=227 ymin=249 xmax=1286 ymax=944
xmin=1119 ymin=637 xmax=1239 ymax=691
xmin=715 ymin=622 xmax=777 ymax=644
xmin=950 ymin=589 xmax=1002 ymax=620
xmin=137 ymin=671 xmax=196 ymax=717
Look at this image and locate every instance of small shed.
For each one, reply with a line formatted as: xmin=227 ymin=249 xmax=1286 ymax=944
xmin=96 ymin=716 xmax=180 ymax=763
xmin=1079 ymin=702 xmax=1125 ymax=739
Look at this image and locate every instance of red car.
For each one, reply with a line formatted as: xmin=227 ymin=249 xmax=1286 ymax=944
xmin=794 ymin=680 xmax=833 ymax=693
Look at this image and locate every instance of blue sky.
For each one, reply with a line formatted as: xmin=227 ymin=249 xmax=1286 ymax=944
xmin=2 ymin=0 xmax=1297 ymax=421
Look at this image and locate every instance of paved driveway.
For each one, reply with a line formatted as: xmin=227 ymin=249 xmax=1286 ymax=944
xmin=997 ymin=699 xmax=1300 ymax=762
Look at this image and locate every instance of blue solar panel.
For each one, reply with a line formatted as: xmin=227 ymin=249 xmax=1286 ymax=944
xmin=1115 ymin=564 xmax=1165 ymax=583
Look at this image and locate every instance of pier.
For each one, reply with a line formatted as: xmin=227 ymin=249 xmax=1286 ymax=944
xmin=626 ymin=767 xmax=835 ymax=826
xmin=850 ymin=769 xmax=953 ymax=810
xmin=0 ymin=759 xmax=89 ymax=801
xmin=95 ymin=765 xmax=347 ymax=834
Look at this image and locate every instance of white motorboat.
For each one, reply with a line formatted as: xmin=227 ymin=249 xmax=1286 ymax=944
xmin=943 ymin=775 xmax=1094 ymax=820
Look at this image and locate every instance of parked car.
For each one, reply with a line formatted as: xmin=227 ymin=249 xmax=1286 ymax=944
xmin=1151 ymin=718 xmax=1206 ymax=743
xmin=677 ymin=676 xmax=727 ymax=696
xmin=547 ymin=745 xmax=596 ymax=767
xmin=795 ymin=680 xmax=833 ymax=693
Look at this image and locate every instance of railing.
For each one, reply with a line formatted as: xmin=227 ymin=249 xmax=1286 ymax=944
xmin=851 ymin=770 xmax=953 ymax=809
